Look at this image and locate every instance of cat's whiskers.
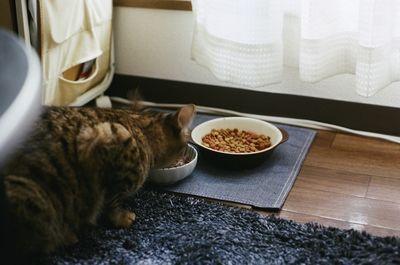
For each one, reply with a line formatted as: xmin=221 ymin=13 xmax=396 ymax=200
xmin=182 ymin=145 xmax=189 ymax=159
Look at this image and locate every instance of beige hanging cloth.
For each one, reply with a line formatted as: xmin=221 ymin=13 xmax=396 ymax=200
xmin=39 ymin=0 xmax=113 ymax=106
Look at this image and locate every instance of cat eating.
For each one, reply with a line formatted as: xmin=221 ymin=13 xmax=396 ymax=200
xmin=0 ymin=104 xmax=196 ymax=259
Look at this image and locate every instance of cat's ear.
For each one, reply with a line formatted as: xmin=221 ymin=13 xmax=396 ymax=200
xmin=128 ymin=88 xmax=145 ymax=112
xmin=174 ymin=104 xmax=196 ymax=129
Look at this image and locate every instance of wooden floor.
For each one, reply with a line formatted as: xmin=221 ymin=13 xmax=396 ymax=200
xmin=256 ymin=130 xmax=400 ymax=237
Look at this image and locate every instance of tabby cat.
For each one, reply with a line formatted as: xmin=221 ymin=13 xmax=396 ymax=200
xmin=0 ymin=104 xmax=196 ymax=257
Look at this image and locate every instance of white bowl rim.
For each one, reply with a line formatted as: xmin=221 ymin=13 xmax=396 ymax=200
xmin=0 ymin=30 xmax=42 ymax=166
xmin=191 ymin=117 xmax=284 ymax=156
xmin=151 ymin=144 xmax=198 ymax=172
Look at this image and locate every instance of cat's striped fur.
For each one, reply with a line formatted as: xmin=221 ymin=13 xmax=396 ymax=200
xmin=1 ymin=104 xmax=195 ymax=257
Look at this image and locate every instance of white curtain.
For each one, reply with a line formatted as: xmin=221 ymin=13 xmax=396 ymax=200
xmin=191 ymin=0 xmax=400 ymax=97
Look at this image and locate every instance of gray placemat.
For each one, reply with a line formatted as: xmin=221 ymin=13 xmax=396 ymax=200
xmin=163 ymin=114 xmax=316 ymax=209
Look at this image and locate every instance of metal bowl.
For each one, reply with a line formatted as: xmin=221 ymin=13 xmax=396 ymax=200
xmin=191 ymin=117 xmax=288 ymax=169
xmin=148 ymin=144 xmax=198 ymax=185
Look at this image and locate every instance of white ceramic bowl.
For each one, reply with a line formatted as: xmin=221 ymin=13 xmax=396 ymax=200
xmin=0 ymin=29 xmax=42 ymax=167
xmin=148 ymin=144 xmax=198 ymax=185
xmin=191 ymin=117 xmax=288 ymax=169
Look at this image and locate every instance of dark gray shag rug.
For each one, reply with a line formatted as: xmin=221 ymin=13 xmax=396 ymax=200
xmin=39 ymin=189 xmax=399 ymax=265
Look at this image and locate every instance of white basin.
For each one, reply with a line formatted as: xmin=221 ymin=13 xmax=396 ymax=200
xmin=0 ymin=28 xmax=42 ymax=166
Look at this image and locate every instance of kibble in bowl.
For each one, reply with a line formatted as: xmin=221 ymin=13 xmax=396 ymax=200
xmin=191 ymin=117 xmax=288 ymax=169
xmin=202 ymin=128 xmax=272 ymax=153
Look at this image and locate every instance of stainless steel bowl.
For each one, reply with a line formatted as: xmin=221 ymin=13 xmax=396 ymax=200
xmin=148 ymin=144 xmax=198 ymax=185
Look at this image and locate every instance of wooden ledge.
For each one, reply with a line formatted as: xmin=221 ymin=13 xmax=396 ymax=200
xmin=113 ymin=0 xmax=192 ymax=11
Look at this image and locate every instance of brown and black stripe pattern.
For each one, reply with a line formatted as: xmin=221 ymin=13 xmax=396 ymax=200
xmin=0 ymin=104 xmax=196 ymax=257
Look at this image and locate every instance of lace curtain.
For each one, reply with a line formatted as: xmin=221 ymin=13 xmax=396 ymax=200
xmin=191 ymin=0 xmax=400 ymax=97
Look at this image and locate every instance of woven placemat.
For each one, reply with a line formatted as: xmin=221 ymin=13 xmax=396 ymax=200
xmin=160 ymin=114 xmax=316 ymax=209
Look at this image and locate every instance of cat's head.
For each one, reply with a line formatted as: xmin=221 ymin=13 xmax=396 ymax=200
xmin=141 ymin=104 xmax=196 ymax=168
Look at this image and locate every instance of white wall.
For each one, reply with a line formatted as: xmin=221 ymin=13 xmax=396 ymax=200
xmin=113 ymin=7 xmax=400 ymax=108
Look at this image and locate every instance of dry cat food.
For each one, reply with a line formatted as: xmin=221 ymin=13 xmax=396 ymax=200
xmin=202 ymin=128 xmax=271 ymax=153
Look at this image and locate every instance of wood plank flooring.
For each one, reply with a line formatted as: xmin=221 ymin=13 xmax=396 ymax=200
xmin=258 ymin=130 xmax=400 ymax=238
